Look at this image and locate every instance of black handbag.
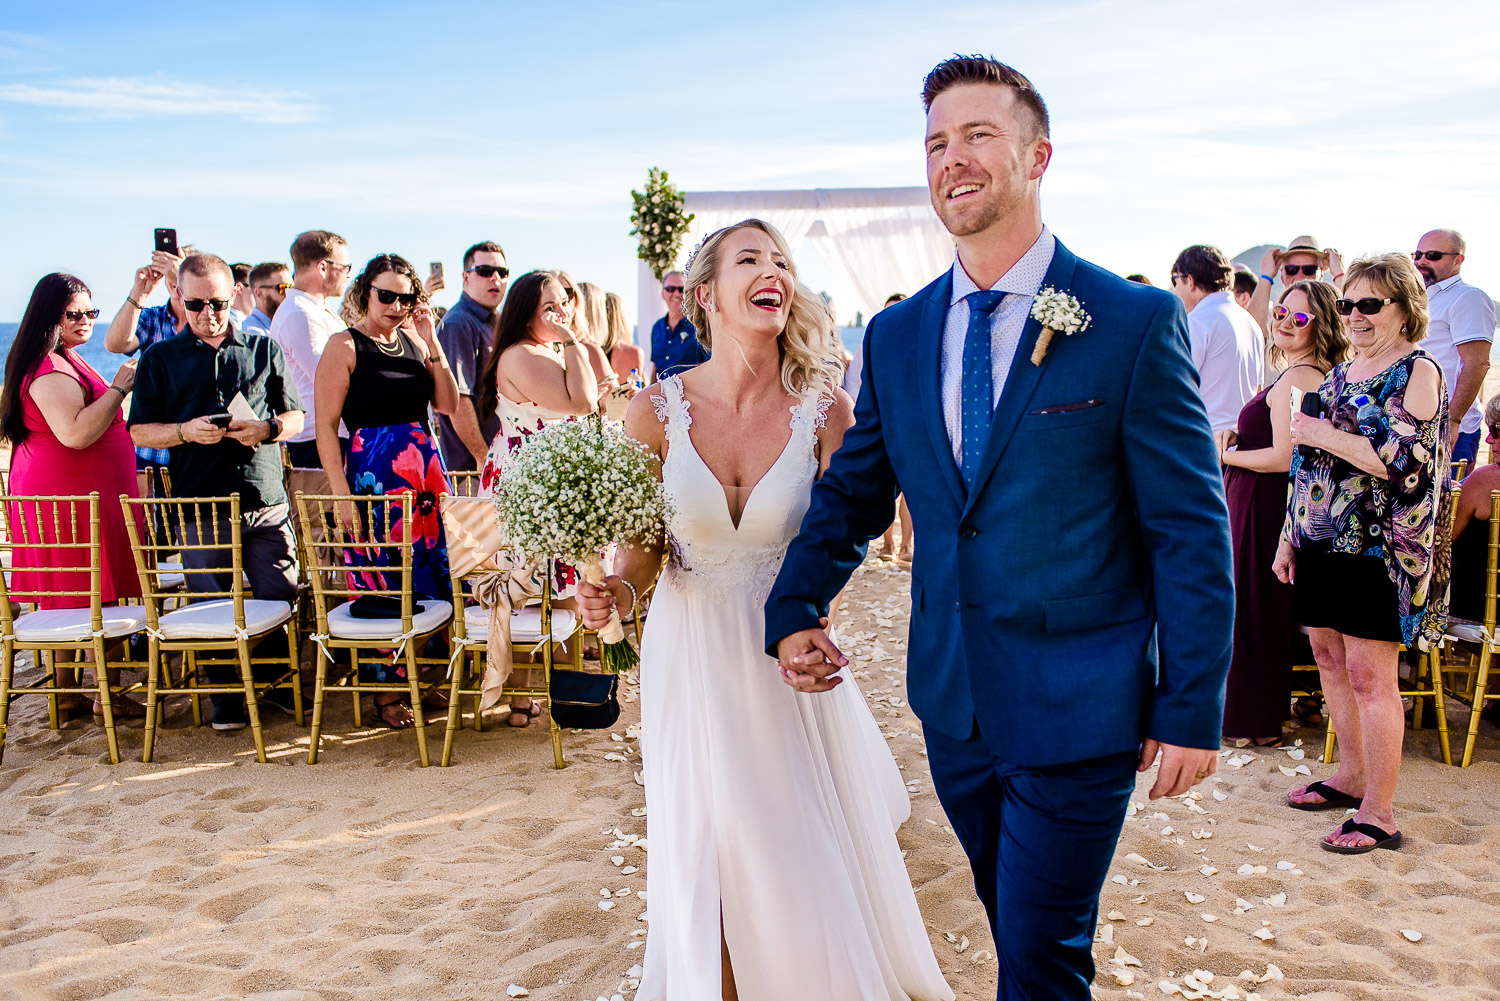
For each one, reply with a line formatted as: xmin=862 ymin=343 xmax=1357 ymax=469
xmin=349 ymin=595 xmax=424 ymax=618
xmin=547 ymin=669 xmax=620 ymax=729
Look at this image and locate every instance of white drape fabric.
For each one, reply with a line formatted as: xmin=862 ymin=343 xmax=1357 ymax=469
xmin=635 ymin=187 xmax=953 ymax=341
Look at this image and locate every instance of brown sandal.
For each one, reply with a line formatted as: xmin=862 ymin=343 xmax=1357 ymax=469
xmin=507 ymin=700 xmax=544 ymax=728
xmin=374 ymin=699 xmax=416 ymax=729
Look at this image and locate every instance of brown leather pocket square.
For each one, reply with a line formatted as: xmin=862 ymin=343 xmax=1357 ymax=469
xmin=1028 ymin=399 xmax=1105 ymax=415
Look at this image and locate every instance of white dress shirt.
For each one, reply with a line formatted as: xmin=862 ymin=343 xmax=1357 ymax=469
xmin=268 ymin=288 xmax=346 ymax=443
xmin=942 ymin=227 xmax=1056 ymax=464
xmin=1187 ymin=290 xmax=1265 ymax=433
xmin=1422 ymin=274 xmax=1496 ymax=434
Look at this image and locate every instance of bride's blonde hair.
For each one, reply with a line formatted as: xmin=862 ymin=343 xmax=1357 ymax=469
xmin=682 ymin=219 xmax=842 ymax=397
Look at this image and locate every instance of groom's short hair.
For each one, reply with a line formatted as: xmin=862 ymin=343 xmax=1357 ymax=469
xmin=921 ymin=55 xmax=1049 ymax=140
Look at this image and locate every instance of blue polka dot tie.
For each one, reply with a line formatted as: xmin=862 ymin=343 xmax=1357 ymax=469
xmin=961 ymin=290 xmax=1007 ymax=487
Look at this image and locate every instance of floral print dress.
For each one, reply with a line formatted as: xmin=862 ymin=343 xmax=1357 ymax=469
xmin=1286 ymin=349 xmax=1451 ymax=649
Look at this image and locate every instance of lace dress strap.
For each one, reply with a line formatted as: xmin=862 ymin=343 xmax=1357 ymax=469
xmin=789 ymin=390 xmax=834 ymax=457
xmin=651 ymin=375 xmax=692 ymax=450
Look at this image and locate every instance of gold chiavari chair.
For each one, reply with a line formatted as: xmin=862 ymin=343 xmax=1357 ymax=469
xmin=295 ymin=492 xmax=455 ymax=767
xmin=438 ymin=493 xmax=578 ymax=768
xmin=0 ymin=493 xmax=149 ymax=765
xmin=445 ymin=470 xmax=484 ymax=498
xmin=121 ymin=494 xmax=301 ymax=763
xmin=1433 ymin=488 xmax=1500 ymax=766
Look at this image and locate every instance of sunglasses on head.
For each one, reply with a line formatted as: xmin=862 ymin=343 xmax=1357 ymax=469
xmin=1282 ymin=263 xmax=1319 ymax=278
xmin=1271 ymin=304 xmax=1312 ymax=328
xmin=1335 ymin=297 xmax=1395 ymax=316
xmin=63 ymin=308 xmax=101 ymax=322
xmin=466 ymin=264 xmax=510 ymax=279
xmin=372 ymin=288 xmax=419 ymax=308
xmin=663 ymin=284 xmax=685 ymax=294
xmin=1412 ymin=250 xmax=1459 ymax=262
xmin=183 ymin=297 xmax=230 ymax=313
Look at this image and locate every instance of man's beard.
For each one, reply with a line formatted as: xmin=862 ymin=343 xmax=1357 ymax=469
xmin=933 ymin=173 xmax=1024 ymax=238
xmin=266 ymin=299 xmax=281 ymax=318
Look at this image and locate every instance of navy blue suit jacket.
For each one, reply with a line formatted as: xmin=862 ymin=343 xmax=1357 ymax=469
xmin=764 ymin=239 xmax=1234 ymax=767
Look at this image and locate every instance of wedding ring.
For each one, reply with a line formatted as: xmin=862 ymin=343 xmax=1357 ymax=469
xmin=1195 ymin=771 xmax=1208 ymax=780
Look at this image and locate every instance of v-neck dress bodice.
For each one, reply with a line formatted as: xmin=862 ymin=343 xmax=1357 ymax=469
xmin=632 ymin=375 xmax=954 ymax=1001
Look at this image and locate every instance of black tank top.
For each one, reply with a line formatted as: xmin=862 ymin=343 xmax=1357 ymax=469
xmin=342 ymin=327 xmax=434 ymax=432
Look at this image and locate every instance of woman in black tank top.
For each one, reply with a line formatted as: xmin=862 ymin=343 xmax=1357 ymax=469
xmin=313 ymin=254 xmax=461 ymax=729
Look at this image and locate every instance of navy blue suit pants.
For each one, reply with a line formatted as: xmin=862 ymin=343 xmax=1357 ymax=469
xmin=926 ymin=727 xmax=1137 ymax=1000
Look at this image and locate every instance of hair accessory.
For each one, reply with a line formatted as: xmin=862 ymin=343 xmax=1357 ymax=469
xmin=682 ymin=232 xmax=713 ymax=278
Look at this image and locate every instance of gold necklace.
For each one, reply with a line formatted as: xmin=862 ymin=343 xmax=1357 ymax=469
xmin=358 ymin=323 xmax=403 ymax=356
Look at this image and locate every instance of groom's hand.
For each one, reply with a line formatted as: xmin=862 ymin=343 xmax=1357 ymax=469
xmin=776 ymin=624 xmax=846 ymax=694
xmin=1138 ymin=739 xmax=1218 ymax=800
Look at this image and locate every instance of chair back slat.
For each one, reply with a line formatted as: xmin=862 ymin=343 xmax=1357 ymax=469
xmin=0 ymin=493 xmax=104 ymax=629
xmin=293 ymin=492 xmax=417 ymax=631
xmin=446 ymin=470 xmax=484 ymax=498
xmin=120 ymin=494 xmax=246 ymax=626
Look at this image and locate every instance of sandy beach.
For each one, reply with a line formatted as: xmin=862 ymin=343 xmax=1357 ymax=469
xmin=0 ymin=554 xmax=1496 ymax=1001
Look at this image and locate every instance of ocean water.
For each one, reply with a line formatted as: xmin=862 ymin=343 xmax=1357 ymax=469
xmin=0 ymin=320 xmax=126 ymax=378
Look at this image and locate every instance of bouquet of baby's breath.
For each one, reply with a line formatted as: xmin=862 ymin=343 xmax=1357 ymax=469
xmin=492 ymin=418 xmax=670 ymax=671
xmin=630 ymin=167 xmax=695 ymax=281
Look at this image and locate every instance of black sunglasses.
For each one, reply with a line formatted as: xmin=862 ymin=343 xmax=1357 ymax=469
xmin=183 ymin=297 xmax=231 ymax=313
xmin=1335 ymin=297 xmax=1395 ymax=316
xmin=63 ymin=308 xmax=102 ymax=322
xmin=1488 ymin=423 xmax=1500 ymax=439
xmin=1412 ymin=250 xmax=1459 ymax=262
xmin=1271 ymin=304 xmax=1312 ymax=328
xmin=372 ymin=288 xmax=419 ymax=308
xmin=1282 ymin=263 xmax=1319 ymax=278
xmin=465 ymin=264 xmax=510 ymax=279
xmin=663 ymin=284 xmax=685 ymax=294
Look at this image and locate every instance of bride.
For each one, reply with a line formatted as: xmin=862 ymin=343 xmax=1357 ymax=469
xmin=577 ymin=220 xmax=953 ymax=1001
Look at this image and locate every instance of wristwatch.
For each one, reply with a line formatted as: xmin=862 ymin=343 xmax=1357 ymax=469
xmin=266 ymin=417 xmax=280 ymax=441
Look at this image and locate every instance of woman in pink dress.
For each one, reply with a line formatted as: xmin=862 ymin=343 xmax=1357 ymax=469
xmin=0 ymin=273 xmax=146 ymax=721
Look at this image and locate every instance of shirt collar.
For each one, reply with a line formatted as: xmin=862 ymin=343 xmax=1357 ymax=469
xmin=950 ymin=226 xmax=1055 ymax=305
xmin=1429 ymin=274 xmax=1465 ymax=295
xmin=288 ymin=287 xmax=338 ymax=315
xmin=249 ymin=307 xmax=271 ymax=325
xmin=189 ymin=322 xmax=244 ymax=348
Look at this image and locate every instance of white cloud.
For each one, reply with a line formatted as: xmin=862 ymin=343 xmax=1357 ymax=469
xmin=0 ymin=77 xmax=313 ymax=123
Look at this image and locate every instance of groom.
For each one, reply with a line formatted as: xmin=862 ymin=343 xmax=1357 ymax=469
xmin=766 ymin=56 xmax=1233 ymax=999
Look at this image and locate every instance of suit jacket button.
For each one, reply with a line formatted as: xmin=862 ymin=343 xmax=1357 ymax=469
xmin=960 ymin=526 xmax=979 ymax=540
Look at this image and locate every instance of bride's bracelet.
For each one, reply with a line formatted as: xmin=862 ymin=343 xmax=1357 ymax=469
xmin=615 ymin=576 xmax=638 ymax=620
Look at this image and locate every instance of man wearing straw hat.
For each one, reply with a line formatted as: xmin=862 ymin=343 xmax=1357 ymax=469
xmin=1247 ymin=234 xmax=1345 ymax=337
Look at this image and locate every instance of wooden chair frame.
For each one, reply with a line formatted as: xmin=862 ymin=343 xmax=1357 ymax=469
xmin=121 ymin=494 xmax=303 ymax=763
xmin=0 ymin=493 xmax=147 ymax=765
xmin=295 ymin=492 xmax=454 ymax=767
xmin=1433 ymin=488 xmax=1500 ymax=766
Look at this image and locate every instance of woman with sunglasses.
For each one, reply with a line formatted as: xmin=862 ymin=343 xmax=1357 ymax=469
xmin=1274 ymin=254 xmax=1451 ymax=854
xmin=0 ymin=273 xmax=147 ymax=723
xmin=315 ymin=254 xmax=459 ymax=729
xmin=1220 ymin=281 xmax=1349 ymax=745
xmin=474 ymin=270 xmax=599 ymax=727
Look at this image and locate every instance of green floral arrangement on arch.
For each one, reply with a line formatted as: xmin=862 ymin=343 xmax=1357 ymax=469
xmin=630 ymin=167 xmax=695 ymax=281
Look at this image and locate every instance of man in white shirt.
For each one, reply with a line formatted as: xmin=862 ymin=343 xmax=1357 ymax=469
xmin=268 ymin=230 xmax=351 ymax=466
xmin=1170 ymin=244 xmax=1265 ymax=434
xmin=1412 ymin=229 xmax=1495 ymax=469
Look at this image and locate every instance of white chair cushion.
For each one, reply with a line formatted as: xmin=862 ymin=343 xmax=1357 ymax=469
xmin=158 ymin=561 xmax=185 ymax=591
xmin=156 ymin=598 xmax=292 ymax=640
xmin=326 ymin=599 xmax=453 ymax=640
xmin=1445 ymin=617 xmax=1491 ymax=645
xmin=13 ymin=605 xmax=148 ymax=642
xmin=463 ymin=603 xmax=579 ymax=643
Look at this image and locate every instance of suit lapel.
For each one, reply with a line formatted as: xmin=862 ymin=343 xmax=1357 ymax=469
xmin=915 ymin=271 xmax=966 ymax=507
xmin=962 ymin=240 xmax=1080 ymax=516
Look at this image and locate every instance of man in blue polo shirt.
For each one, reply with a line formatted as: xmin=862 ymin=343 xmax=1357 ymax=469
xmin=650 ymin=270 xmax=708 ymax=379
xmin=435 ymin=241 xmax=508 ymax=470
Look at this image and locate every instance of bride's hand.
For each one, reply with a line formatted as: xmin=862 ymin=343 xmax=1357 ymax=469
xmin=776 ymin=623 xmax=846 ymax=694
xmin=577 ymin=575 xmax=629 ymax=630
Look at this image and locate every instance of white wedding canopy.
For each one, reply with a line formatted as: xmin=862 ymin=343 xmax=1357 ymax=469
xmin=634 ymin=186 xmax=954 ymax=344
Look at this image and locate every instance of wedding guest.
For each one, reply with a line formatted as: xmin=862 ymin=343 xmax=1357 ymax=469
xmin=575 ymin=281 xmax=620 ymax=398
xmin=434 ymin=241 xmax=507 ymax=472
xmin=104 ymin=249 xmax=187 ymax=469
xmin=1171 ymin=244 xmax=1264 ymax=433
xmin=1276 ymin=253 xmax=1450 ymax=853
xmin=603 ymin=291 xmax=647 ymax=388
xmin=1412 ymin=229 xmax=1495 ymax=468
xmin=127 ymin=254 xmax=305 ymax=731
xmin=230 ymin=263 xmax=253 ymax=324
xmin=650 ymin=269 xmax=708 ymax=378
xmin=1449 ymin=394 xmax=1500 ymax=623
xmin=1125 ymin=274 xmax=1152 ymax=285
xmin=314 ymin=254 xmax=458 ymax=730
xmin=1249 ymin=235 xmax=1346 ymax=336
xmin=475 ymin=271 xmax=598 ymax=727
xmin=269 ymin=230 xmax=351 ymax=467
xmin=1232 ymin=265 xmax=1258 ymax=311
xmin=0 ymin=273 xmax=147 ymax=722
xmin=1220 ymin=281 xmax=1349 ymax=744
xmin=241 ymin=262 xmax=291 ymax=338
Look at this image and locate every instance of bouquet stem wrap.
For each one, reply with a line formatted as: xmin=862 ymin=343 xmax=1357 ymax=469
xmin=584 ymin=560 xmax=637 ymax=672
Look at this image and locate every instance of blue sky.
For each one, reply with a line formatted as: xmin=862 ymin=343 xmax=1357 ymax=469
xmin=2 ymin=0 xmax=1498 ymax=326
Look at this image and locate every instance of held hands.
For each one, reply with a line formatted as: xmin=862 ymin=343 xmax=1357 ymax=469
xmin=1138 ymin=739 xmax=1218 ymax=799
xmin=110 ymin=359 xmax=137 ymax=394
xmin=180 ymin=416 xmax=226 ymax=445
xmin=577 ymin=575 xmax=632 ymax=631
xmin=1272 ymin=537 xmax=1296 ymax=585
xmin=225 ymin=419 xmax=270 ymax=447
xmin=776 ymin=621 xmax=845 ymax=694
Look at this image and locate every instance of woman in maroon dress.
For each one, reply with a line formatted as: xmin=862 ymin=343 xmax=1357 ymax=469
xmin=1218 ymin=281 xmax=1349 ymax=743
xmin=0 ymin=273 xmax=146 ymax=721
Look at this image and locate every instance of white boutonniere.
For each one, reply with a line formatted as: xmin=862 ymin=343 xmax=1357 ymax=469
xmin=1029 ymin=288 xmax=1091 ymax=365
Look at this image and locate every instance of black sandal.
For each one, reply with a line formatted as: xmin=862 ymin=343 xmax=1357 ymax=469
xmin=1321 ymin=818 xmax=1402 ymax=854
xmin=1287 ymin=780 xmax=1361 ymax=811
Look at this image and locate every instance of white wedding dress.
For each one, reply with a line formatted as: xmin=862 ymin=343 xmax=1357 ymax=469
xmin=636 ymin=376 xmax=953 ymax=1001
